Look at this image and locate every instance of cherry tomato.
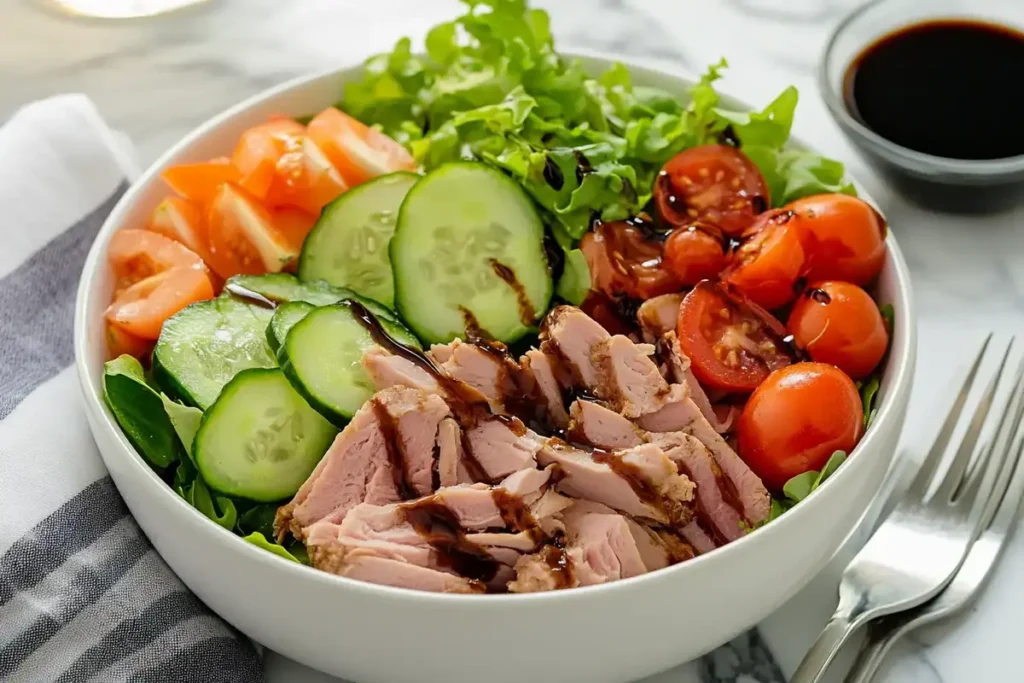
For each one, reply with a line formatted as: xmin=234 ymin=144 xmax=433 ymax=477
xmin=107 ymin=229 xmax=206 ymax=292
xmin=105 ymin=267 xmax=215 ymax=340
xmin=580 ymin=221 xmax=682 ymax=300
xmin=106 ymin=323 xmax=154 ymax=361
xmin=786 ymin=194 xmax=886 ymax=286
xmin=231 ymin=117 xmax=306 ymax=199
xmin=654 ymin=145 xmax=769 ymax=236
xmin=676 ymin=281 xmax=794 ymax=393
xmin=737 ymin=362 xmax=863 ymax=490
xmin=787 ymin=281 xmax=889 ymax=379
xmin=722 ymin=209 xmax=806 ymax=311
xmin=161 ymin=160 xmax=240 ymax=206
xmin=307 ymin=107 xmax=417 ymax=187
xmin=663 ymin=224 xmax=726 ymax=286
xmin=206 ymin=184 xmax=299 ymax=279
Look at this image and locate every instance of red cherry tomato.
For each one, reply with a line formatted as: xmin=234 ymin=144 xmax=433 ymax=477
xmin=676 ymin=281 xmax=794 ymax=393
xmin=787 ymin=281 xmax=889 ymax=379
xmin=663 ymin=224 xmax=726 ymax=286
xmin=737 ymin=362 xmax=863 ymax=491
xmin=786 ymin=194 xmax=886 ymax=286
xmin=580 ymin=221 xmax=682 ymax=300
xmin=722 ymin=209 xmax=806 ymax=311
xmin=654 ymin=145 xmax=769 ymax=236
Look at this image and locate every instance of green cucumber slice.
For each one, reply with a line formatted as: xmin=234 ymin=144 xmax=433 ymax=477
xmin=390 ymin=162 xmax=552 ymax=344
xmin=279 ymin=301 xmax=413 ymax=424
xmin=266 ymin=301 xmax=315 ymax=353
xmin=153 ymin=297 xmax=276 ymax=409
xmin=193 ymin=368 xmax=337 ymax=501
xmin=298 ymin=172 xmax=419 ymax=308
xmin=225 ymin=273 xmax=353 ymax=307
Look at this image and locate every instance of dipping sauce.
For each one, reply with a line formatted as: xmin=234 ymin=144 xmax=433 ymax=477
xmin=844 ymin=20 xmax=1024 ymax=160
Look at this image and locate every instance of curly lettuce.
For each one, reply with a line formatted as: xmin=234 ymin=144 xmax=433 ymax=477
xmin=342 ymin=0 xmax=854 ymax=240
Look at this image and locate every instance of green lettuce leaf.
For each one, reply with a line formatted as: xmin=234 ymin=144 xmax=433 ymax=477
xmin=243 ymin=532 xmax=302 ymax=564
xmin=781 ymin=450 xmax=848 ymax=505
xmin=103 ymin=355 xmax=183 ymax=469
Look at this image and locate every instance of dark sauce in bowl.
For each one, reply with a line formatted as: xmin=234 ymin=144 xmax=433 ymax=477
xmin=841 ymin=19 xmax=1024 ymax=210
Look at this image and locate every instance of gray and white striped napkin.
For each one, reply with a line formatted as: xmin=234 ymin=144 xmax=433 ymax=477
xmin=0 ymin=95 xmax=263 ymax=683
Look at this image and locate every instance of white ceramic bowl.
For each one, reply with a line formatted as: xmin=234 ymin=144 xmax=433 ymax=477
xmin=74 ymin=52 xmax=917 ymax=683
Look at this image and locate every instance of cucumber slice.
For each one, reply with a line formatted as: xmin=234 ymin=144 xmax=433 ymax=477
xmin=153 ymin=297 xmax=276 ymax=409
xmin=193 ymin=368 xmax=337 ymax=501
xmin=390 ymin=162 xmax=552 ymax=344
xmin=279 ymin=301 xmax=412 ymax=424
xmin=225 ymin=273 xmax=352 ymax=307
xmin=267 ymin=301 xmax=315 ymax=353
xmin=298 ymin=172 xmax=418 ymax=308
xmin=225 ymin=272 xmax=404 ymax=327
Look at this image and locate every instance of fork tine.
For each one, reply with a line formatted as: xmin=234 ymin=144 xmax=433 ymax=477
xmin=933 ymin=338 xmax=1015 ymax=502
xmin=908 ymin=334 xmax=994 ymax=496
xmin=973 ymin=360 xmax=1024 ymax=529
xmin=991 ymin=432 xmax=1024 ymax=531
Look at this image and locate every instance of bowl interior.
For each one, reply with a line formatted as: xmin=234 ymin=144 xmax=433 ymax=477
xmin=75 ymin=52 xmax=917 ymax=599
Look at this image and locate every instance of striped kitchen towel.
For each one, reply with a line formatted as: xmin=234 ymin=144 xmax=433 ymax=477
xmin=0 ymin=96 xmax=263 ymax=683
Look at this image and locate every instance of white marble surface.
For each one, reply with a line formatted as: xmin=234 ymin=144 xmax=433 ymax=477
xmin=3 ymin=0 xmax=1024 ymax=681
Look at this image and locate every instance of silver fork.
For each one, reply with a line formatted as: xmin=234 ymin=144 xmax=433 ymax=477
xmin=790 ymin=336 xmax=1018 ymax=683
xmin=844 ymin=356 xmax=1024 ymax=683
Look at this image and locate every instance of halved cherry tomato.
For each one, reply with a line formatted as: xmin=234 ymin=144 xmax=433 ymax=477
xmin=161 ymin=160 xmax=240 ymax=205
xmin=677 ymin=281 xmax=794 ymax=393
xmin=106 ymin=322 xmax=154 ymax=360
xmin=107 ymin=229 xmax=206 ymax=292
xmin=786 ymin=194 xmax=886 ymax=286
xmin=307 ymin=107 xmax=416 ymax=187
xmin=205 ymin=184 xmax=298 ymax=279
xmin=662 ymin=223 xmax=726 ymax=286
xmin=105 ymin=267 xmax=214 ymax=340
xmin=723 ymin=209 xmax=806 ymax=311
xmin=654 ymin=145 xmax=769 ymax=236
xmin=264 ymin=136 xmax=348 ymax=215
xmin=231 ymin=117 xmax=306 ymax=199
xmin=737 ymin=362 xmax=863 ymax=490
xmin=787 ymin=281 xmax=889 ymax=379
xmin=580 ymin=221 xmax=682 ymax=300
xmin=146 ymin=196 xmax=206 ymax=256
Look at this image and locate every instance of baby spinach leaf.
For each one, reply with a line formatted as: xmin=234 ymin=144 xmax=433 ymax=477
xmin=860 ymin=376 xmax=881 ymax=430
xmin=159 ymin=394 xmax=203 ymax=457
xmin=237 ymin=504 xmax=279 ymax=539
xmin=188 ymin=478 xmax=237 ymax=531
xmin=781 ymin=450 xmax=848 ymax=504
xmin=103 ymin=355 xmax=183 ymax=469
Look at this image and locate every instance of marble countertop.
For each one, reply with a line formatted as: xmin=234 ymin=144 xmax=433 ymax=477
xmin=3 ymin=0 xmax=1023 ymax=681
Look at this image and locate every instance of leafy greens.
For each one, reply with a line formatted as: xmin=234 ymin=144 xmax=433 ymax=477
xmin=342 ymin=0 xmax=855 ymax=243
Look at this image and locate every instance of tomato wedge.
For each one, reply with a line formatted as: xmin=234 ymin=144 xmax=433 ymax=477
xmin=270 ymin=207 xmax=318 ymax=253
xmin=107 ymin=229 xmax=206 ymax=292
xmin=105 ymin=267 xmax=214 ymax=340
xmin=579 ymin=221 xmax=682 ymax=300
xmin=106 ymin=323 xmax=154 ymax=360
xmin=231 ymin=117 xmax=307 ymax=199
xmin=654 ymin=145 xmax=769 ymax=236
xmin=146 ymin=196 xmax=206 ymax=256
xmin=264 ymin=136 xmax=348 ymax=215
xmin=677 ymin=281 xmax=795 ymax=393
xmin=722 ymin=209 xmax=806 ymax=311
xmin=161 ymin=160 xmax=240 ymax=205
xmin=206 ymin=184 xmax=298 ymax=278
xmin=307 ymin=107 xmax=416 ymax=187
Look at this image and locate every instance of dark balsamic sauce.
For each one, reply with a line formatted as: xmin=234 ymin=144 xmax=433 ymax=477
xmin=489 ymin=259 xmax=536 ymax=326
xmin=846 ymin=19 xmax=1024 ymax=160
xmin=805 ymin=287 xmax=833 ymax=305
xmin=402 ymin=498 xmax=500 ymax=583
xmin=369 ymin=398 xmax=417 ymax=500
xmin=587 ymin=446 xmax=680 ymax=522
xmin=542 ymin=155 xmax=565 ymax=191
xmin=540 ymin=535 xmax=574 ymax=589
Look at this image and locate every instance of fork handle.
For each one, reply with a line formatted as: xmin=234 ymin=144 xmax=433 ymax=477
xmin=843 ymin=617 xmax=912 ymax=683
xmin=789 ymin=615 xmax=857 ymax=683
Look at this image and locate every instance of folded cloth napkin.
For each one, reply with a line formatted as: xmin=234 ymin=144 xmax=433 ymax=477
xmin=0 ymin=95 xmax=263 ymax=683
